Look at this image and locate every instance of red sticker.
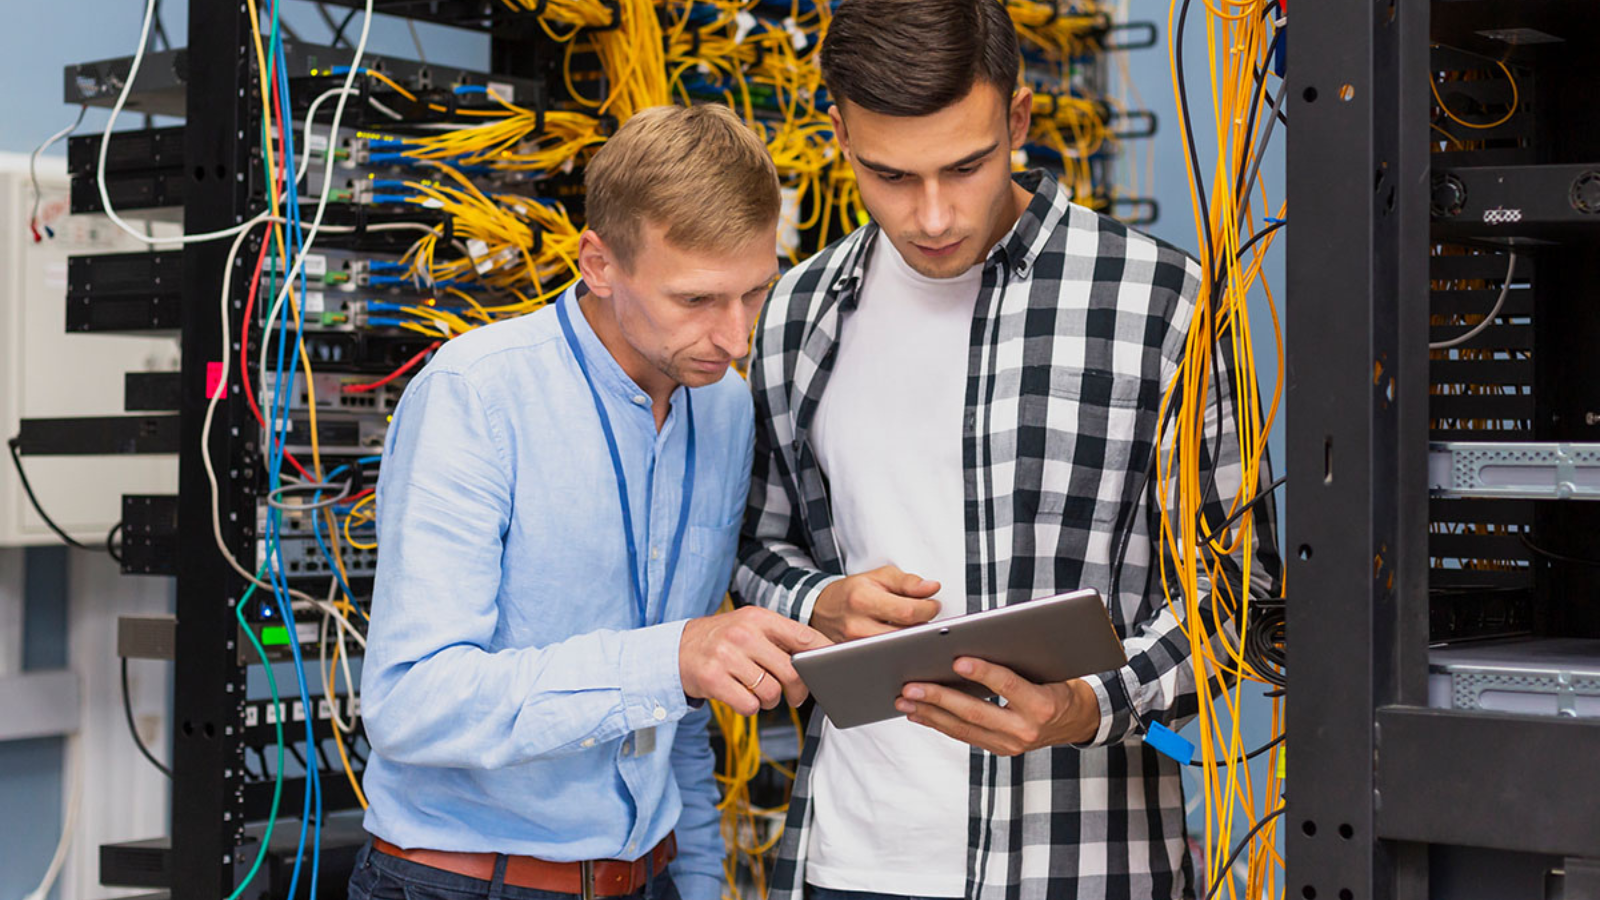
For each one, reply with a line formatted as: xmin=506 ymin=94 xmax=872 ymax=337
xmin=206 ymin=362 xmax=226 ymax=400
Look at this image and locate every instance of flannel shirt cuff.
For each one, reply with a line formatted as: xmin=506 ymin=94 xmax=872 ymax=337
xmin=791 ymin=571 xmax=844 ymax=626
xmin=1068 ymin=667 xmax=1139 ymax=749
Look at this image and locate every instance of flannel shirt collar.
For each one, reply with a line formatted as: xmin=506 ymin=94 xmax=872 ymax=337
xmin=822 ymin=168 xmax=1067 ymax=305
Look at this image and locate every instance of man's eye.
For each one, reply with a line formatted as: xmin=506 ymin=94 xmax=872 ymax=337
xmin=952 ymin=165 xmax=980 ymax=176
xmin=877 ymin=172 xmax=906 ymax=184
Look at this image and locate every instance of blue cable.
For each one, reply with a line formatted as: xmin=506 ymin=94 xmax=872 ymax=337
xmin=309 ymin=457 xmax=381 ymax=618
xmin=268 ymin=10 xmax=322 ymax=897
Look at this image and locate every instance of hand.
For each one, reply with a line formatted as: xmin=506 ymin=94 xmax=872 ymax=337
xmin=679 ymin=607 xmax=829 ymax=716
xmin=895 ymin=658 xmax=1101 ymax=756
xmin=811 ymin=565 xmax=942 ymax=642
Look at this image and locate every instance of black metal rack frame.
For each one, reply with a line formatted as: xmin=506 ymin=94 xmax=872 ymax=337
xmin=1288 ymin=0 xmax=1600 ymax=897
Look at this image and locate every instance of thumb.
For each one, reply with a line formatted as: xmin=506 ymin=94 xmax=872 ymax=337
xmin=897 ymin=571 xmax=941 ymax=598
xmin=770 ymin=617 xmax=831 ymax=651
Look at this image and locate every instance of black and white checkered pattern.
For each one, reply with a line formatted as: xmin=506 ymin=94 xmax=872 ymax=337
xmin=734 ymin=170 xmax=1282 ymax=900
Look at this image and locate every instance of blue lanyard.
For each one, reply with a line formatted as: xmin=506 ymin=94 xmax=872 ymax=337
xmin=557 ymin=295 xmax=697 ymax=628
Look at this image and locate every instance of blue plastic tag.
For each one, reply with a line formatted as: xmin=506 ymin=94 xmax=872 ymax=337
xmin=1145 ymin=721 xmax=1196 ymax=765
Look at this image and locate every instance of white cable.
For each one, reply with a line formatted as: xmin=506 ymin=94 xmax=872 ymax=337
xmin=96 ymin=0 xmax=374 ymax=246
xmin=257 ymin=0 xmax=377 ymax=337
xmin=319 ymin=599 xmax=356 ymax=733
xmin=96 ymin=0 xmax=268 ymax=244
xmin=1428 ymin=251 xmax=1518 ymax=350
xmin=29 ymin=105 xmax=88 ymax=236
xmin=22 ymin=737 xmax=83 ymax=900
xmin=202 ymin=216 xmax=427 ymax=621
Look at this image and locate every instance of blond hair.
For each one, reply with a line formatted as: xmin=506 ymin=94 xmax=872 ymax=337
xmin=584 ymin=104 xmax=781 ymax=270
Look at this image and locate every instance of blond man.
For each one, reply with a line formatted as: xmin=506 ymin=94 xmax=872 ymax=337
xmin=354 ymin=104 xmax=826 ymax=900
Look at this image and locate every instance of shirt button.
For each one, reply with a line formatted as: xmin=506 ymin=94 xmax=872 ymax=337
xmin=581 ymin=738 xmax=595 ymax=749
xmin=632 ymin=394 xmax=649 ymax=406
xmin=653 ymin=706 xmax=668 ymax=721
xmin=650 ymin=546 xmax=661 ymax=561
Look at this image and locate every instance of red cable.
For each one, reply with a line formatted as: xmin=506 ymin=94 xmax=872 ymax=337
xmin=238 ymin=49 xmax=314 ymax=482
xmin=342 ymin=342 xmax=442 ymax=394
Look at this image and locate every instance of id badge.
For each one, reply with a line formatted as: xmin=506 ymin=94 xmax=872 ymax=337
xmin=629 ymin=727 xmax=657 ymax=757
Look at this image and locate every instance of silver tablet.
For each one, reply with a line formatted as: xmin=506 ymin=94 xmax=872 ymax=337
xmin=792 ymin=588 xmax=1127 ymax=729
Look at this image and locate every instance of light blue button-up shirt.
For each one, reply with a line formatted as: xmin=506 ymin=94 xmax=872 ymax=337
xmin=360 ymin=286 xmax=753 ymax=900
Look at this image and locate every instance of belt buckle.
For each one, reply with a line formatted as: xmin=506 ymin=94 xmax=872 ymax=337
xmin=580 ymin=860 xmax=596 ymax=900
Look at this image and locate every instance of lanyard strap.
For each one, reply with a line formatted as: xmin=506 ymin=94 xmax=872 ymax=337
xmin=558 ymin=296 xmax=697 ymax=628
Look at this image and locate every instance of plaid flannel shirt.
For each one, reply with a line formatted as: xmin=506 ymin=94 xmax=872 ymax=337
xmin=733 ymin=170 xmax=1282 ymax=900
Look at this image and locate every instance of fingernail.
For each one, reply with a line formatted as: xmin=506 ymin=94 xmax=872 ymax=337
xmin=904 ymin=686 xmax=925 ymax=700
xmin=954 ymin=660 xmax=974 ymax=676
xmin=895 ymin=700 xmax=915 ymax=714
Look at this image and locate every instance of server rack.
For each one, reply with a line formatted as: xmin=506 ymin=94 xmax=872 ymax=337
xmin=1288 ymin=0 xmax=1600 ymax=897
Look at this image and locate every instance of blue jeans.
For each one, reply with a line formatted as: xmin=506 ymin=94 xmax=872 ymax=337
xmin=349 ymin=841 xmax=681 ymax=900
xmin=807 ymin=886 xmax=961 ymax=900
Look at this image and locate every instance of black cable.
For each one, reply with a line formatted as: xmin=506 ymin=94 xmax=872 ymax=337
xmin=1203 ymin=805 xmax=1288 ymax=900
xmin=1519 ymin=533 xmax=1600 ymax=568
xmin=1188 ymin=732 xmax=1284 ymax=768
xmin=316 ymin=4 xmax=344 ymax=43
xmin=151 ymin=0 xmax=172 ymax=53
xmin=329 ymin=8 xmax=359 ymax=48
xmin=1235 ymin=220 xmax=1285 ymax=259
xmin=1174 ymin=0 xmax=1214 ymax=274
xmin=9 ymin=436 xmax=91 ymax=551
xmin=121 ymin=659 xmax=173 ymax=779
xmin=1104 ymin=223 xmax=1284 ymax=601
xmin=1244 ymin=596 xmax=1287 ymax=687
xmin=11 ymin=434 xmax=129 ymax=562
xmin=1200 ymin=476 xmax=1287 ymax=544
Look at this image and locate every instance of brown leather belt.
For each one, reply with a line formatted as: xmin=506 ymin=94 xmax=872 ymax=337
xmin=372 ymin=834 xmax=676 ymax=898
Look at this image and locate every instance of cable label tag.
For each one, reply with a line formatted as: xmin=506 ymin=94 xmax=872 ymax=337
xmin=304 ymin=290 xmax=326 ymax=314
xmin=467 ymin=238 xmax=493 ymax=274
xmin=734 ymin=11 xmax=757 ymax=44
xmin=487 ymin=81 xmax=516 ymax=104
xmin=1144 ymin=721 xmax=1195 ymax=765
xmin=303 ymin=254 xmax=328 ymax=277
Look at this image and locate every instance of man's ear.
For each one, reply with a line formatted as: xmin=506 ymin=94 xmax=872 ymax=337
xmin=578 ymin=230 xmax=617 ymax=298
xmin=829 ymin=103 xmax=852 ymax=163
xmin=1008 ymin=86 xmax=1034 ymax=151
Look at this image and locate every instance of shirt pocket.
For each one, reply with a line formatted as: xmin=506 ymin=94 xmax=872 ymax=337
xmin=682 ymin=514 xmax=742 ymax=613
xmin=1023 ymin=367 xmax=1150 ymax=526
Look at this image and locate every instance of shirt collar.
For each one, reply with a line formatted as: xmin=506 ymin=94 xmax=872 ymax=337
xmin=991 ymin=168 xmax=1070 ymax=278
xmin=824 ymin=168 xmax=1070 ymax=302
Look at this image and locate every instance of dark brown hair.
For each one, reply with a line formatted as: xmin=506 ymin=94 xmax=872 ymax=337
xmin=820 ymin=0 xmax=1021 ymax=117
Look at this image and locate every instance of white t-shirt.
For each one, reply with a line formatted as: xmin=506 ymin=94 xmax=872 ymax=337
xmin=805 ymin=236 xmax=982 ymax=897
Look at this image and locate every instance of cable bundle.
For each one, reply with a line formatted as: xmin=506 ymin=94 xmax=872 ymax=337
xmin=1160 ymin=0 xmax=1287 ymax=896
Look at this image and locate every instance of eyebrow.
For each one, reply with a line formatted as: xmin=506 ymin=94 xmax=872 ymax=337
xmin=855 ymin=142 xmax=1001 ymax=178
xmin=664 ymin=271 xmax=780 ymax=300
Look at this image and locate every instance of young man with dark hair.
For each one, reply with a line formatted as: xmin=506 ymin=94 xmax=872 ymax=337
xmin=735 ymin=2 xmax=1281 ymax=898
